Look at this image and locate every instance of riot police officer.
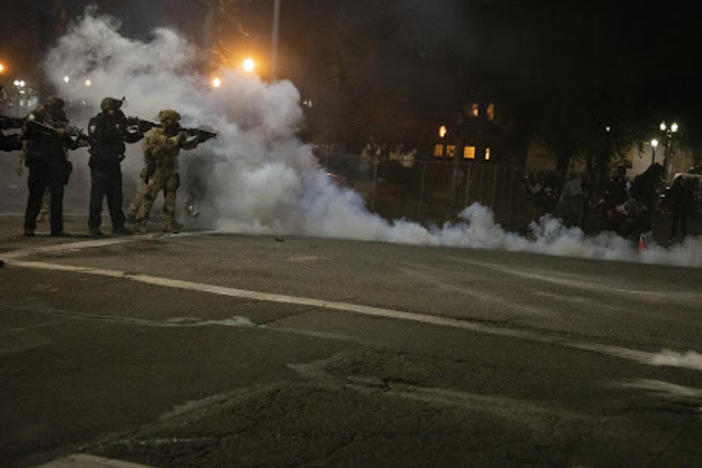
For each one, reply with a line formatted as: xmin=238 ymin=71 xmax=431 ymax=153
xmin=87 ymin=97 xmax=144 ymax=236
xmin=21 ymin=97 xmax=86 ymax=237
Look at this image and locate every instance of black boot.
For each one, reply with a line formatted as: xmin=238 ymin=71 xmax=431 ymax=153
xmin=112 ymin=226 xmax=133 ymax=236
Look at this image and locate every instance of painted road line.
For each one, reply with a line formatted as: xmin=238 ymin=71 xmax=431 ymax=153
xmin=441 ymin=256 xmax=702 ymax=304
xmin=2 ymin=230 xmax=216 ymax=259
xmin=36 ymin=453 xmax=153 ymax=467
xmin=5 ymin=257 xmax=702 ymax=373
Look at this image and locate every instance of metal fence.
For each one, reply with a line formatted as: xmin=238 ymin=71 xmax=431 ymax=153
xmin=320 ymin=152 xmax=534 ymax=230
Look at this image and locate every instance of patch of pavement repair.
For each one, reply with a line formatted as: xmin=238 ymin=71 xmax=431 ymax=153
xmin=35 ymin=453 xmax=154 ymax=467
xmin=70 ymin=351 xmax=701 ymax=468
xmin=75 ymin=383 xmax=288 ymax=460
xmin=4 ymin=256 xmax=702 ymax=373
xmin=73 ymin=351 xmax=583 ymax=465
xmin=287 ymin=352 xmax=582 ymax=419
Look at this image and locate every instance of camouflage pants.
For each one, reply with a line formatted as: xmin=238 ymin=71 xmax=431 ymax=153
xmin=136 ymin=167 xmax=179 ymax=229
xmin=127 ymin=168 xmax=147 ymax=219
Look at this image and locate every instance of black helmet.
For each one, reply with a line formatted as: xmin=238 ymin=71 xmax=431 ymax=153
xmin=100 ymin=97 xmax=122 ymax=112
xmin=43 ymin=96 xmax=65 ymax=109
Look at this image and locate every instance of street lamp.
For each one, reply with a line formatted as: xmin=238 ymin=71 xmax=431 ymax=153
xmin=243 ymin=58 xmax=256 ymax=73
xmin=0 ymin=63 xmax=5 ymax=74
xmin=271 ymin=0 xmax=281 ymax=80
xmin=211 ymin=77 xmax=222 ymax=88
xmin=650 ymin=138 xmax=659 ymax=166
xmin=659 ymin=120 xmax=679 ymax=172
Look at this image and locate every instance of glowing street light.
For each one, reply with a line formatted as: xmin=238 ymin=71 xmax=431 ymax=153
xmin=650 ymin=138 xmax=659 ymax=166
xmin=85 ymin=79 xmax=92 ymax=87
xmin=658 ymin=120 xmax=680 ymax=172
xmin=211 ymin=77 xmax=222 ymax=88
xmin=63 ymin=76 xmax=70 ymax=83
xmin=0 ymin=63 xmax=5 ymax=74
xmin=243 ymin=58 xmax=256 ymax=73
xmin=439 ymin=125 xmax=447 ymax=139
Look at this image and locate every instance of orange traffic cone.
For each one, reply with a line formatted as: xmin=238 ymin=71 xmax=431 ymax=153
xmin=637 ymin=234 xmax=645 ymax=253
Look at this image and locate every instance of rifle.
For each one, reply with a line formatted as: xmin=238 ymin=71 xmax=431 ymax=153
xmin=126 ymin=116 xmax=159 ymax=134
xmin=180 ymin=126 xmax=218 ymax=143
xmin=26 ymin=113 xmax=91 ymax=146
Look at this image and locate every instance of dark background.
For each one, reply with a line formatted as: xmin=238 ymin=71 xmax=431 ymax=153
xmin=2 ymin=1 xmax=701 ymax=163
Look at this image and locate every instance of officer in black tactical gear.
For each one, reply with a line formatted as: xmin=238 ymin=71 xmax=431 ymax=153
xmin=87 ymin=97 xmax=145 ymax=237
xmin=22 ymin=97 xmax=86 ymax=237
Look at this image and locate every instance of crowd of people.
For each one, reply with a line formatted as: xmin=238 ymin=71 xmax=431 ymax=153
xmin=523 ymin=163 xmax=702 ymax=243
xmin=1 ymin=96 xmax=216 ymax=237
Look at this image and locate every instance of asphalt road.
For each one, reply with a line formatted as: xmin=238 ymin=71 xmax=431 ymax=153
xmin=1 ymin=214 xmax=702 ymax=467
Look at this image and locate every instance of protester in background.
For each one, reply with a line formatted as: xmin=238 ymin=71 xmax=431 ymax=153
xmin=556 ymin=173 xmax=584 ymax=228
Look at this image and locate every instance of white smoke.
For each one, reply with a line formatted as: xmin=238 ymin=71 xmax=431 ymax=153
xmin=40 ymin=10 xmax=702 ymax=267
xmin=650 ymin=350 xmax=702 ymax=372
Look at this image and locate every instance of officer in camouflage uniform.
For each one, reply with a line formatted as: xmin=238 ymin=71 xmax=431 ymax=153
xmin=87 ymin=97 xmax=144 ymax=236
xmin=126 ymin=167 xmax=147 ymax=224
xmin=135 ymin=109 xmax=203 ymax=233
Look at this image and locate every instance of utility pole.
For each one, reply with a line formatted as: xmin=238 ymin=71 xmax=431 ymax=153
xmin=271 ymin=0 xmax=281 ymax=81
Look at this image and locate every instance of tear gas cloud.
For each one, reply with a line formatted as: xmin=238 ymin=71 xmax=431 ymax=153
xmin=650 ymin=350 xmax=702 ymax=372
xmin=36 ymin=10 xmax=702 ymax=267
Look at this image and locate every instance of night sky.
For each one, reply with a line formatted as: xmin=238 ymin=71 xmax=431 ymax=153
xmin=2 ymin=1 xmax=701 ymax=150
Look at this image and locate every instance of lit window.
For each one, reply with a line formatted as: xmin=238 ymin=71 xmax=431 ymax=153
xmin=487 ymin=103 xmax=495 ymax=121
xmin=464 ymin=146 xmax=476 ymax=159
xmin=485 ymin=147 xmax=491 ymax=160
xmin=471 ymin=103 xmax=479 ymax=117
xmin=447 ymin=145 xmax=456 ymax=158
xmin=434 ymin=145 xmax=444 ymax=157
xmin=439 ymin=125 xmax=447 ymax=138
